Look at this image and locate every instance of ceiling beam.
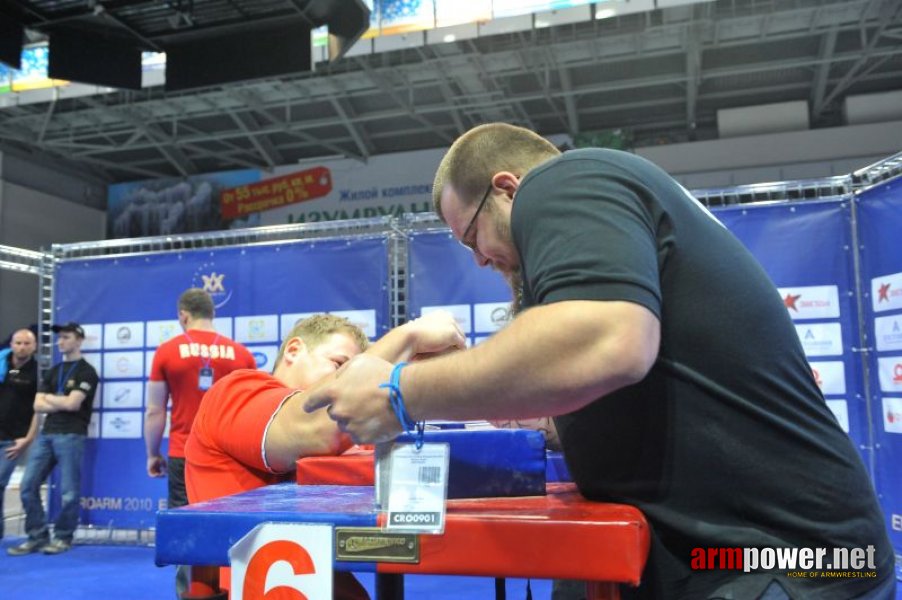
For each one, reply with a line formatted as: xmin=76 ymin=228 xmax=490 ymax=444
xmin=810 ymin=26 xmax=839 ymax=117
xmin=329 ymin=96 xmax=373 ymax=159
xmin=815 ymin=0 xmax=902 ymax=118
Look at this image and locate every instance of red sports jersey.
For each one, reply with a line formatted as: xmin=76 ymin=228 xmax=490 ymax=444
xmin=150 ymin=329 xmax=256 ymax=457
xmin=184 ymin=370 xmax=370 ymax=600
xmin=185 ymin=369 xmax=294 ymax=503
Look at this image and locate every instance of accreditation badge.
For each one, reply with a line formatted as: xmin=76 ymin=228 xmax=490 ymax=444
xmin=385 ymin=443 xmax=450 ymax=534
xmin=198 ymin=367 xmax=213 ymax=391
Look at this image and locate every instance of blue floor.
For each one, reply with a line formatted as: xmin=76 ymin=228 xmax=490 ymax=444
xmin=0 ymin=536 xmax=552 ymax=599
xmin=2 ymin=537 xmax=898 ymax=599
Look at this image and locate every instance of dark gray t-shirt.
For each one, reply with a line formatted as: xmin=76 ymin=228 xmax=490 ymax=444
xmin=511 ymin=148 xmax=893 ymax=599
xmin=40 ymin=359 xmax=99 ymax=435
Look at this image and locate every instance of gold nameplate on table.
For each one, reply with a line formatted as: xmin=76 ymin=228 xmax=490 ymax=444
xmin=334 ymin=528 xmax=420 ymax=563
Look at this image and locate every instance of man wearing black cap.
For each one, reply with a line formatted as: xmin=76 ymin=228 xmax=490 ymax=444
xmin=7 ymin=322 xmax=98 ymax=556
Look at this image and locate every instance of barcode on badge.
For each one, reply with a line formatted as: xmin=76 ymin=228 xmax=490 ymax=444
xmin=418 ymin=466 xmax=440 ymax=485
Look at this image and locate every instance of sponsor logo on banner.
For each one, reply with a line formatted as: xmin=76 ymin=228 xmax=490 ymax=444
xmin=102 ymin=351 xmax=144 ymax=379
xmin=809 ymin=361 xmax=846 ymax=396
xmin=101 ymin=411 xmax=143 ymax=439
xmin=778 ymin=286 xmax=840 ymax=320
xmin=474 ymin=302 xmax=513 ymax=333
xmin=825 ymin=400 xmax=849 ymax=433
xmin=192 ymin=261 xmax=234 ymax=309
xmin=332 ymin=309 xmax=377 ymax=338
xmin=229 ymin=523 xmax=333 ymax=600
xmin=874 ymin=315 xmax=902 ymax=352
xmin=235 ymin=315 xmax=278 ymax=343
xmin=877 ymin=356 xmax=902 ymax=393
xmin=872 ymin=271 xmax=902 ymax=313
xmin=248 ymin=319 xmax=266 ymax=340
xmin=104 ymin=321 xmax=144 ymax=349
xmin=250 ymin=346 xmax=279 ymax=371
xmin=794 ymin=323 xmax=843 ymax=357
xmin=146 ymin=320 xmax=180 ymax=347
xmin=883 ymin=397 xmax=902 ymax=434
xmin=79 ymin=324 xmax=104 ymax=351
xmin=473 ymin=302 xmax=512 ymax=332
xmin=102 ymin=381 xmax=144 ymax=409
xmin=280 ymin=313 xmax=315 ymax=339
xmin=421 ymin=305 xmax=472 ymax=334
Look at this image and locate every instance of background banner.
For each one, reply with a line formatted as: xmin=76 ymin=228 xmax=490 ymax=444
xmin=51 ymin=237 xmax=391 ymax=527
xmin=106 ymin=135 xmax=570 ymax=238
xmin=406 ymin=230 xmax=511 ymax=346
xmin=106 ymin=148 xmax=447 ymax=237
xmin=855 ymin=180 xmax=902 ymax=576
xmin=715 ymin=199 xmax=868 ymax=462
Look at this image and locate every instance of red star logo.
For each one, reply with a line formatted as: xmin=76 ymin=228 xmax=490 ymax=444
xmin=878 ymin=283 xmax=891 ymax=302
xmin=890 ymin=411 xmax=896 ymax=424
xmin=784 ymin=293 xmax=802 ymax=311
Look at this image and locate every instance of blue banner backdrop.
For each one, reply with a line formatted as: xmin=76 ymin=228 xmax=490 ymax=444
xmin=52 ymin=237 xmax=391 ymax=527
xmin=407 ymin=231 xmax=511 ymax=345
xmin=714 ymin=199 xmax=870 ymax=467
xmin=855 ymin=179 xmax=902 ymax=578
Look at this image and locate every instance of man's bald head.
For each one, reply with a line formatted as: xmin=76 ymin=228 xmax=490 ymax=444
xmin=10 ymin=329 xmax=36 ymax=363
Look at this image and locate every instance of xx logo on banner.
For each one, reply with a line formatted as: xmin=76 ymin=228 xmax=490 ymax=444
xmin=230 ymin=523 xmax=333 ymax=600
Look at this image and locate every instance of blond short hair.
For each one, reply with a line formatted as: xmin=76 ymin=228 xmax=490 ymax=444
xmin=432 ymin=123 xmax=560 ymax=220
xmin=274 ymin=314 xmax=369 ymax=367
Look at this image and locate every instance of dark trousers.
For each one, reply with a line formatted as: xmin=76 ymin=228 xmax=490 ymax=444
xmin=167 ymin=457 xmax=188 ymax=508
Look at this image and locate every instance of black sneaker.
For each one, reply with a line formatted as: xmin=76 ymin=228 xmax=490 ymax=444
xmin=7 ymin=538 xmax=48 ymax=556
xmin=42 ymin=539 xmax=72 ymax=555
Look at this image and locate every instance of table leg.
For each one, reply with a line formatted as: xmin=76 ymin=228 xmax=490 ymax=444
xmin=375 ymin=573 xmax=404 ymax=600
xmin=587 ymin=581 xmax=621 ymax=600
xmin=494 ymin=577 xmax=506 ymax=600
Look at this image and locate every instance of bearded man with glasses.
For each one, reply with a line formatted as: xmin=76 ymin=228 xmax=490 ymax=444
xmin=308 ymin=123 xmax=895 ymax=600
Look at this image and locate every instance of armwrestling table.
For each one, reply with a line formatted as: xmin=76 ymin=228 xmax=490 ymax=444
xmin=156 ymin=482 xmax=649 ymax=600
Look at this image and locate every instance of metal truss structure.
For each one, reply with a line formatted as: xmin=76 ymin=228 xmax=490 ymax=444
xmin=0 ymin=0 xmax=899 ymax=183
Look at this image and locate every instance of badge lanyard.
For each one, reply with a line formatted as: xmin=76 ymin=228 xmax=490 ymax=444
xmin=183 ymin=331 xmax=219 ymax=391
xmin=57 ymin=361 xmax=79 ymax=395
xmin=378 ymin=362 xmax=450 ymax=534
xmin=384 ymin=442 xmax=450 ymax=534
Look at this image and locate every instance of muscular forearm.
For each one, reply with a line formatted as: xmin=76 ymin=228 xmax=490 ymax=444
xmin=403 ymin=300 xmax=659 ymax=422
xmin=266 ymin=392 xmax=353 ymax=472
xmin=143 ymin=409 xmax=166 ymax=458
xmin=366 ymin=312 xmax=465 ymax=364
xmin=365 ymin=324 xmax=417 ymax=363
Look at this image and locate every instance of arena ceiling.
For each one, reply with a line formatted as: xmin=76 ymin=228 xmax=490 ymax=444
xmin=0 ymin=0 xmax=900 ymax=184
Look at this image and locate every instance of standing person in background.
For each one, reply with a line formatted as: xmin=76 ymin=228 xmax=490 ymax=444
xmin=0 ymin=329 xmax=39 ymax=540
xmin=144 ymin=288 xmax=256 ymax=509
xmin=145 ymin=288 xmax=255 ymax=599
xmin=8 ymin=322 xmax=98 ymax=556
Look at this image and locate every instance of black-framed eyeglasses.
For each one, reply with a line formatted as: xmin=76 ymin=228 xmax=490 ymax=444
xmin=459 ymin=183 xmax=493 ymax=253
